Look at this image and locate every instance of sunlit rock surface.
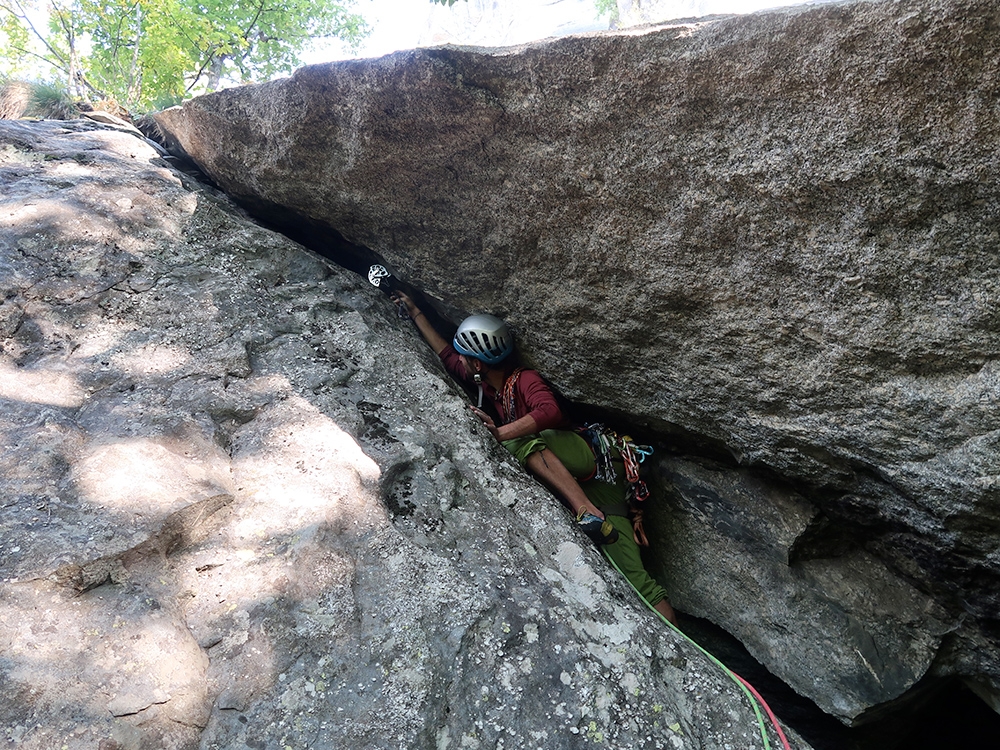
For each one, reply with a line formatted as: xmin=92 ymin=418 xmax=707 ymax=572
xmin=0 ymin=120 xmax=796 ymax=749
xmin=153 ymin=0 xmax=1000 ymax=725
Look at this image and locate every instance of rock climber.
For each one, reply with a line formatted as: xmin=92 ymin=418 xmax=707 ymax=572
xmin=393 ymin=292 xmax=678 ymax=626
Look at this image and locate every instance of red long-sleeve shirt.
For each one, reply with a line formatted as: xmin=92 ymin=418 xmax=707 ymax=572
xmin=439 ymin=344 xmax=568 ymax=431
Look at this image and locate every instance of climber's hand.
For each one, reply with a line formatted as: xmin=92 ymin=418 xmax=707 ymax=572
xmin=470 ymin=406 xmax=499 ymax=440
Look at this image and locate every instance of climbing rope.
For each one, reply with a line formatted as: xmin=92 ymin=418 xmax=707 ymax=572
xmin=500 ymin=368 xmax=525 ymax=424
xmin=601 ymin=549 xmax=793 ymax=750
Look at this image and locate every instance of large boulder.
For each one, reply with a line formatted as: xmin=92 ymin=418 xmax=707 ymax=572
xmin=0 ymin=119 xmax=797 ymax=749
xmin=647 ymin=456 xmax=956 ymax=722
xmin=152 ymin=0 xmax=1000 ymax=725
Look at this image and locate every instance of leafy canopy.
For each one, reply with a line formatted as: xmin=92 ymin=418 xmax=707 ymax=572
xmin=1 ymin=0 xmax=369 ymax=111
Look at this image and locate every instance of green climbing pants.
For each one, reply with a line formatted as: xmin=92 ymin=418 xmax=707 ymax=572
xmin=502 ymin=429 xmax=668 ymax=608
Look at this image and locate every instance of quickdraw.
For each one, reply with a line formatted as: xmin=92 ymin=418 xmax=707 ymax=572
xmin=622 ymin=436 xmax=643 ymax=483
xmin=580 ymin=424 xmax=654 ymax=545
xmin=622 ymin=438 xmax=652 ymax=505
xmin=583 ymin=427 xmax=617 ymax=483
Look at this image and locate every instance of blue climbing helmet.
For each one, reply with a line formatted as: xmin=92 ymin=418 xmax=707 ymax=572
xmin=453 ymin=314 xmax=513 ymax=365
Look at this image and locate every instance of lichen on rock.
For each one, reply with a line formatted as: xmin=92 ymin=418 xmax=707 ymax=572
xmin=152 ymin=0 xmax=1000 ymax=728
xmin=0 ymin=119 xmax=780 ymax=749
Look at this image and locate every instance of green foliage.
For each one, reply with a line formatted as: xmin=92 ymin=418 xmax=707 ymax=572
xmin=1 ymin=14 xmax=31 ymax=77
xmin=148 ymin=90 xmax=186 ymax=111
xmin=0 ymin=0 xmax=370 ymax=112
xmin=594 ymin=0 xmax=617 ymax=17
xmin=1 ymin=1 xmax=48 ymax=79
xmin=0 ymin=76 xmax=76 ymax=119
xmin=27 ymin=78 xmax=75 ymax=118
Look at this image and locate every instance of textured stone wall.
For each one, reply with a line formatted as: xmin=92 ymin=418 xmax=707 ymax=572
xmin=0 ymin=120 xmax=793 ymax=749
xmin=152 ymin=0 xmax=1000 ymax=725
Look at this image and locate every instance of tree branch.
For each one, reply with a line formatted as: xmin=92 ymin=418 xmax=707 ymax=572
xmin=2 ymin=0 xmax=69 ymax=69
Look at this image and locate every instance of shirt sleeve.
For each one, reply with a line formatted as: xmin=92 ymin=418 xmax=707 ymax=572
xmin=515 ymin=370 xmax=566 ymax=431
xmin=439 ymin=343 xmax=470 ymax=383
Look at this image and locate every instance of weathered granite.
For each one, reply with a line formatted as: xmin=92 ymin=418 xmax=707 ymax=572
xmin=0 ymin=119 xmax=801 ymax=749
xmin=151 ymin=0 xmax=1000 ymax=725
xmin=646 ymin=456 xmax=956 ymax=722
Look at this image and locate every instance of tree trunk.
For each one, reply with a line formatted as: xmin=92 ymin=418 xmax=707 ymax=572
xmin=205 ymin=56 xmax=225 ymax=92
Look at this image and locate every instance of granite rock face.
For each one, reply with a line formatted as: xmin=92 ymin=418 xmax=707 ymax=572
xmin=152 ymin=0 xmax=1000 ymax=725
xmin=646 ymin=456 xmax=956 ymax=722
xmin=0 ymin=120 xmax=796 ymax=749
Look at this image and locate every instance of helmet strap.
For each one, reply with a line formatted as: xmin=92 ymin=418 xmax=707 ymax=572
xmin=474 ymin=373 xmax=484 ymax=408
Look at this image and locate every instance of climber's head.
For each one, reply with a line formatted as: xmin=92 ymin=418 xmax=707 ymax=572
xmin=453 ymin=314 xmax=513 ymax=367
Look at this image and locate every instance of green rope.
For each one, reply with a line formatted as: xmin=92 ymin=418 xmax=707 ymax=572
xmin=601 ymin=547 xmax=778 ymax=750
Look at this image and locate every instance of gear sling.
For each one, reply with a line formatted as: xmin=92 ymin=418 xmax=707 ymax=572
xmin=502 ymin=424 xmax=667 ymax=610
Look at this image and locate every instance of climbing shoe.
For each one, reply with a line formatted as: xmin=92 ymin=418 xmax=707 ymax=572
xmin=576 ymin=512 xmax=619 ymax=545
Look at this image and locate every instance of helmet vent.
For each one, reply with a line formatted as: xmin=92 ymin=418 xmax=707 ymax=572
xmin=453 ymin=314 xmax=513 ymax=365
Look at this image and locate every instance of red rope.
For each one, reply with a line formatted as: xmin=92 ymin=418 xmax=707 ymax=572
xmin=734 ymin=672 xmax=793 ymax=750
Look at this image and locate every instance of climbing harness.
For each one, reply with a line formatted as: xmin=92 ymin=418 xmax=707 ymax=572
xmin=579 ymin=423 xmax=654 ymax=546
xmin=601 ymin=549 xmax=793 ymax=750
